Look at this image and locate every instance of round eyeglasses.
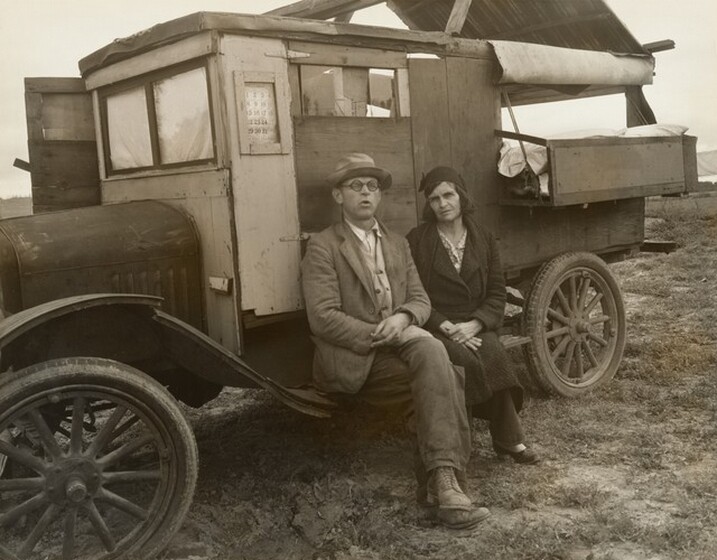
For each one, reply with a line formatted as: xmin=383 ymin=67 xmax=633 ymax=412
xmin=343 ymin=179 xmax=380 ymax=192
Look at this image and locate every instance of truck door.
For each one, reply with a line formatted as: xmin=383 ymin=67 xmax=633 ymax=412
xmin=24 ymin=78 xmax=100 ymax=214
xmin=221 ymin=37 xmax=303 ymax=317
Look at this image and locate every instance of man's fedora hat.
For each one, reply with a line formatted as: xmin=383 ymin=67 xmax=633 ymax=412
xmin=326 ymin=153 xmax=392 ymax=190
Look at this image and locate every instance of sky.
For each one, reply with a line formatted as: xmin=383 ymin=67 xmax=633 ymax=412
xmin=0 ymin=0 xmax=715 ymax=198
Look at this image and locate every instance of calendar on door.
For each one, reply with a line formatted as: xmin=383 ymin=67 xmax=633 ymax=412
xmin=244 ymin=83 xmax=279 ymax=144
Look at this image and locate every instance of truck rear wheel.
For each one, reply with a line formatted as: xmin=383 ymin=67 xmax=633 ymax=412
xmin=522 ymin=252 xmax=626 ymax=397
xmin=0 ymin=357 xmax=197 ymax=560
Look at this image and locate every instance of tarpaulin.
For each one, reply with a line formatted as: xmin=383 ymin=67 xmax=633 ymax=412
xmin=490 ymin=40 xmax=654 ymax=86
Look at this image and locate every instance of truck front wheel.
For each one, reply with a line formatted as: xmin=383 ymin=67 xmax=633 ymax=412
xmin=0 ymin=357 xmax=197 ymax=560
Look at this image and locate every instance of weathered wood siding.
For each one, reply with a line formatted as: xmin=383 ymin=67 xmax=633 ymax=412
xmin=408 ymin=56 xmax=501 ymax=227
xmin=294 ymin=117 xmax=417 ymax=234
xmin=548 ymin=137 xmax=686 ymax=205
xmin=498 ymin=199 xmax=645 ymax=275
xmin=408 ymin=56 xmax=644 ymax=274
xmin=25 ymin=78 xmax=100 ymax=213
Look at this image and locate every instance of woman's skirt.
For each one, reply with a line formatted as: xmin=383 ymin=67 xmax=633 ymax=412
xmin=435 ymin=330 xmax=523 ymax=412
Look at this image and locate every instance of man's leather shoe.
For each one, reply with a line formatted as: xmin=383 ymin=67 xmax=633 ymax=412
xmin=436 ymin=506 xmax=490 ymax=530
xmin=426 ymin=467 xmax=491 ymax=529
xmin=493 ymin=443 xmax=540 ymax=464
xmin=430 ymin=466 xmax=471 ymax=509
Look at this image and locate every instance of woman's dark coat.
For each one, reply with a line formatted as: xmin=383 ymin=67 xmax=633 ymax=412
xmin=406 ymin=215 xmax=523 ymax=410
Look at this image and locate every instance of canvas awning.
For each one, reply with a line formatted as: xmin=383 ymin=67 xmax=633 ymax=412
xmin=490 ymin=41 xmax=654 ymax=86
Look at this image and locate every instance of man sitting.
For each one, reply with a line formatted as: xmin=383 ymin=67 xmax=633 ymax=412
xmin=300 ymin=153 xmax=489 ymax=529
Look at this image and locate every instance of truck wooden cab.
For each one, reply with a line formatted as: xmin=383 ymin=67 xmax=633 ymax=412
xmin=0 ymin=2 xmax=699 ymax=558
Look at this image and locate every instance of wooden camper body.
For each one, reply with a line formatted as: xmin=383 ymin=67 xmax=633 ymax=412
xmin=23 ymin=12 xmax=697 ymax=385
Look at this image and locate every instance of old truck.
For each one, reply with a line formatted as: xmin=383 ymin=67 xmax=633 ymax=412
xmin=0 ymin=1 xmax=699 ymax=558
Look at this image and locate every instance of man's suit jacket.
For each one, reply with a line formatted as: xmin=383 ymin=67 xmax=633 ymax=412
xmin=301 ymin=221 xmax=431 ymax=393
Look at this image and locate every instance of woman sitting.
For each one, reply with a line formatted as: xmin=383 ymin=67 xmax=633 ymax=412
xmin=406 ymin=166 xmax=539 ymax=464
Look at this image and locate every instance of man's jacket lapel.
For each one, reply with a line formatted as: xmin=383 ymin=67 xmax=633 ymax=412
xmin=379 ymin=226 xmax=403 ymax=298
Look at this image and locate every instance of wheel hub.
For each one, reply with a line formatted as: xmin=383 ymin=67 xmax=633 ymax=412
xmin=65 ymin=476 xmax=88 ymax=503
xmin=575 ymin=320 xmax=590 ymax=333
xmin=568 ymin=315 xmax=590 ymax=339
xmin=46 ymin=458 xmax=101 ymax=504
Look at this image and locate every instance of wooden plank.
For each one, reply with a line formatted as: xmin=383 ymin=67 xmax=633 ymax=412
xmin=288 ymin=40 xmax=407 ymax=68
xmin=498 ymin=198 xmax=645 ymax=275
xmin=396 ymin=68 xmax=410 ymax=116
xmin=640 ymin=240 xmax=678 ymax=254
xmin=102 ymin=168 xmax=229 ymax=202
xmin=294 ymin=117 xmax=416 ymax=233
xmin=625 ymin=86 xmax=656 ymax=127
xmin=495 ymin=129 xmax=548 ymax=147
xmin=491 ymin=12 xmax=612 ymax=41
xmin=694 ymin=182 xmax=717 ymax=193
xmin=445 ymin=0 xmax=473 ymax=34
xmin=549 ymin=138 xmax=685 ymax=205
xmin=408 ymin=58 xmax=451 ymax=222
xmin=334 ymin=11 xmax=355 ymax=23
xmin=446 ymin=56 xmax=501 ymax=215
xmin=32 ymin=184 xmax=101 ymax=208
xmin=25 ymin=77 xmax=86 ymax=94
xmin=287 ymin=64 xmax=302 ymax=118
xmin=26 ymin=142 xmax=98 ymax=184
xmin=13 ymin=159 xmax=31 ymax=172
xmin=92 ymin=90 xmax=107 ymax=181
xmin=79 ymin=12 xmax=494 ymax=78
xmin=207 ymin=55 xmax=230 ymax=170
xmin=24 ymin=92 xmax=44 ymax=142
xmin=266 ymin=0 xmax=383 ymax=18
xmin=385 ymin=0 xmax=424 ymax=30
xmin=38 ymin=93 xmax=95 ymax=141
xmin=294 ymin=118 xmax=414 ymax=184
xmin=552 ymin=183 xmax=685 ymax=206
xmin=24 ymin=79 xmax=99 ymax=214
xmin=548 ymin=136 xmax=680 ymax=150
xmin=643 ymin=40 xmax=675 ymax=53
xmin=85 ymin=32 xmax=215 ymax=89
xmin=682 ymin=135 xmax=698 ymax=192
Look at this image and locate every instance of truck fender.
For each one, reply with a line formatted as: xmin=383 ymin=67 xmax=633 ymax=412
xmin=151 ymin=310 xmax=337 ymax=418
xmin=0 ymin=294 xmax=336 ymax=418
xmin=0 ymin=293 xmax=162 ymax=349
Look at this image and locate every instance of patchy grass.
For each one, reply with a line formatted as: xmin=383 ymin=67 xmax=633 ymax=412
xmin=167 ymin=212 xmax=717 ymax=560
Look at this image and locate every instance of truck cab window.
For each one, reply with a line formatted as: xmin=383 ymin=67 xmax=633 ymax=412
xmin=103 ymin=64 xmax=214 ymax=173
xmin=299 ymin=66 xmax=398 ymax=118
xmin=106 ymin=86 xmax=153 ymax=170
xmin=154 ymin=68 xmax=213 ymax=164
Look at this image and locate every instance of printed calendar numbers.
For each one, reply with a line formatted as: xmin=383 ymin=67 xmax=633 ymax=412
xmin=245 ymin=83 xmax=279 ymax=144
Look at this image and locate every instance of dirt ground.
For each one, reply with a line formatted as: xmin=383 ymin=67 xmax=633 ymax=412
xmin=166 ymin=205 xmax=717 ymax=560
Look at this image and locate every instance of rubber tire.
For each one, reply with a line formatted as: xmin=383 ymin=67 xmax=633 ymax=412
xmin=0 ymin=357 xmax=198 ymax=560
xmin=522 ymin=252 xmax=626 ymax=397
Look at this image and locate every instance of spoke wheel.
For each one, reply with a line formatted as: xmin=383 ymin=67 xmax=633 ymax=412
xmin=522 ymin=252 xmax=626 ymax=396
xmin=0 ymin=358 xmax=197 ymax=560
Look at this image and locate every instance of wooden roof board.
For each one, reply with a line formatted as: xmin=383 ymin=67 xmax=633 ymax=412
xmin=78 ymin=11 xmax=494 ymax=77
xmin=391 ymin=0 xmax=646 ymax=54
xmin=270 ymin=0 xmax=647 ymax=55
xmin=267 ymin=0 xmax=383 ymax=19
